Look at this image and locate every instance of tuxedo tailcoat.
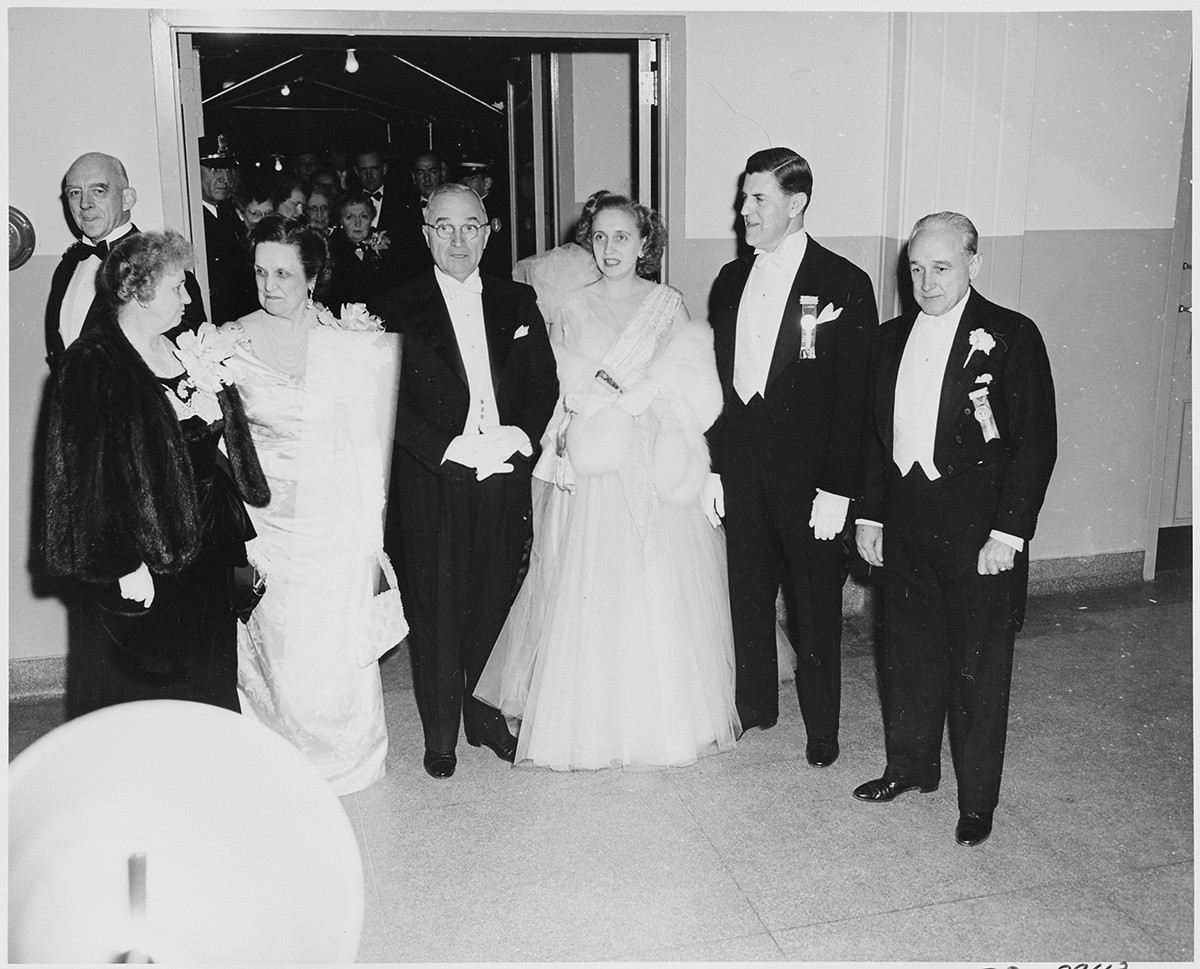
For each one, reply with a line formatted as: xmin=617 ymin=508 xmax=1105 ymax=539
xmin=44 ymin=223 xmax=206 ymax=372
xmin=371 ymin=271 xmax=559 ymax=754
xmin=375 ymin=188 xmax=432 ymax=282
xmin=860 ymin=287 xmax=1056 ymax=812
xmin=203 ymin=201 xmax=256 ymax=325
xmin=707 ymin=235 xmax=877 ymax=736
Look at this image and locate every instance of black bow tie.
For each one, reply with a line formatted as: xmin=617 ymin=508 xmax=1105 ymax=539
xmin=369 ymin=191 xmax=383 ymax=202
xmin=75 ymin=240 xmax=109 ymax=262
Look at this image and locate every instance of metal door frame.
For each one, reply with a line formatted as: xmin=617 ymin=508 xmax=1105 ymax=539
xmin=150 ymin=9 xmax=685 ymax=285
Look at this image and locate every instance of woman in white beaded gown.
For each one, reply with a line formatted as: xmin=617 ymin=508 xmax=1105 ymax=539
xmin=476 ymin=194 xmax=740 ymax=769
xmin=223 ymin=216 xmax=402 ymax=795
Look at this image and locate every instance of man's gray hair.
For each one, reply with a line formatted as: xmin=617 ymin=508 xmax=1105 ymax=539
xmin=910 ymin=211 xmax=978 ymax=255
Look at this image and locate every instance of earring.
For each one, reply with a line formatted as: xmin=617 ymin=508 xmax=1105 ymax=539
xmin=306 ymin=286 xmax=315 ymax=309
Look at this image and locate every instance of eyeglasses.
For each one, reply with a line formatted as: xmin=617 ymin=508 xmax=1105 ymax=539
xmin=423 ymin=222 xmax=483 ymax=240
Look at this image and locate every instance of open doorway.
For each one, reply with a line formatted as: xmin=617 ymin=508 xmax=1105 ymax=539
xmin=151 ymin=11 xmax=683 ymax=317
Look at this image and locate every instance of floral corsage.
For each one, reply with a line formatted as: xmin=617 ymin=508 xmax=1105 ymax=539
xmin=317 ymin=302 xmax=385 ymax=332
xmin=169 ymin=322 xmax=240 ymax=423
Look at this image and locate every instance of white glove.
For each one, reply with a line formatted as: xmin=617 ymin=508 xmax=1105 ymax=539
xmin=444 ymin=427 xmax=531 ymax=480
xmin=809 ymin=489 xmax=849 ymax=541
xmin=703 ymin=473 xmax=725 ymax=528
xmin=617 ymin=378 xmax=667 ymax=416
xmin=117 ymin=562 xmax=155 ymax=607
xmin=487 ymin=424 xmax=533 ymax=460
xmin=564 ymin=391 xmax=611 ymax=419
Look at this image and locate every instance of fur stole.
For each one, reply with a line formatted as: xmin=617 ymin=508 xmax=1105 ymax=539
xmin=559 ymin=317 xmax=722 ymax=503
xmin=43 ymin=314 xmax=269 ymax=584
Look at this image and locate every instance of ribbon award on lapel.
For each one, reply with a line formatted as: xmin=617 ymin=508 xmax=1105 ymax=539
xmin=968 ymin=387 xmax=1000 ymax=442
xmin=799 ymin=296 xmax=819 ymax=359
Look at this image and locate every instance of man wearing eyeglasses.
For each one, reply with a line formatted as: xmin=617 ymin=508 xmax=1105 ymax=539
xmin=372 ymin=183 xmax=559 ymax=779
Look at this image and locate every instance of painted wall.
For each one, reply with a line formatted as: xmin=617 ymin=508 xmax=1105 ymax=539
xmin=682 ymin=10 xmax=1190 ymax=563
xmin=7 ymin=8 xmax=1192 ymax=665
xmin=1019 ymin=12 xmax=1191 ymax=558
xmin=9 ymin=7 xmax=168 ymax=661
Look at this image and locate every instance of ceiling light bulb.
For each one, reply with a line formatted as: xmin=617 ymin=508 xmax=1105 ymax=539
xmin=344 ymin=48 xmax=359 ymax=73
xmin=281 ymin=83 xmax=291 ymax=96
xmin=274 ymin=157 xmax=283 ymax=172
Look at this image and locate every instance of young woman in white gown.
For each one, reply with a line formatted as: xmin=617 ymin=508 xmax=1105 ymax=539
xmin=223 ymin=216 xmax=401 ymax=795
xmin=475 ymin=194 xmax=740 ymax=769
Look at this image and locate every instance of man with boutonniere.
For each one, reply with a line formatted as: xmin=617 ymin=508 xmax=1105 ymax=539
xmin=854 ymin=211 xmax=1057 ymax=847
xmin=705 ymin=147 xmax=878 ymax=767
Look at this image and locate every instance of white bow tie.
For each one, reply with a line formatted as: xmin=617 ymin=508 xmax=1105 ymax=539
xmin=441 ymin=273 xmax=483 ymax=297
xmin=754 ymin=248 xmax=787 ymax=270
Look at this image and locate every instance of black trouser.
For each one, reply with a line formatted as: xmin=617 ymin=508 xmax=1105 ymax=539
xmin=723 ymin=452 xmax=846 ymax=739
xmin=882 ymin=463 xmax=1017 ymax=813
xmin=390 ymin=458 xmax=531 ymax=755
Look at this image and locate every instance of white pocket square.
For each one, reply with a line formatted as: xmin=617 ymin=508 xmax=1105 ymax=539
xmin=514 ymin=325 xmax=530 ymax=339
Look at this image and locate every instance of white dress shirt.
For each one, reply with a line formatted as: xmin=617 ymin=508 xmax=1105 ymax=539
xmin=434 ymin=267 xmax=499 ymax=433
xmin=368 ymin=187 xmax=384 ymax=227
xmin=61 ymin=222 xmax=135 ymax=350
xmin=893 ymin=291 xmax=968 ymax=481
xmin=857 ymin=288 xmax=1022 ymax=551
xmin=733 ymin=228 xmax=808 ymax=404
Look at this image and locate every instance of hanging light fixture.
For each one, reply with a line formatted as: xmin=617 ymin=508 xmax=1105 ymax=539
xmin=280 ymin=83 xmax=291 ymax=96
xmin=344 ymin=48 xmax=359 ymax=74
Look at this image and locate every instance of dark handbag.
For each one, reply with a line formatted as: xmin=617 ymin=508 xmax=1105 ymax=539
xmin=231 ymin=564 xmax=265 ymax=624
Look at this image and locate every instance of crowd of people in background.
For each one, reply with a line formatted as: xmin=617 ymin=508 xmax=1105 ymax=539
xmin=195 ymin=132 xmax=505 ymax=323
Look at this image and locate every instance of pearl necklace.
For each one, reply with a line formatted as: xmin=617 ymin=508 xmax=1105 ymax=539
xmin=256 ymin=308 xmax=314 ymax=376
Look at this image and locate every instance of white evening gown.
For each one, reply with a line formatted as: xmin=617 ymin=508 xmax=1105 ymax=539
xmin=229 ymin=320 xmax=399 ymax=795
xmin=476 ymin=285 xmax=740 ymax=770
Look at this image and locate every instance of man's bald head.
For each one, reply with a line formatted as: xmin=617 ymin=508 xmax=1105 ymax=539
xmin=63 ymin=152 xmax=136 ymax=241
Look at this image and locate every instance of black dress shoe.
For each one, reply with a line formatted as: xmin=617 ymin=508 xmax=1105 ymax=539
xmin=423 ymin=750 xmax=457 ymax=778
xmin=467 ymin=732 xmax=517 ymax=763
xmin=806 ymin=738 xmax=840 ymax=767
xmin=955 ymin=810 xmax=994 ymax=846
xmin=852 ymin=776 xmax=938 ymax=802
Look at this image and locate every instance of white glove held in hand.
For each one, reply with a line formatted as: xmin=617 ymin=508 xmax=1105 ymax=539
xmin=118 ymin=562 xmax=155 ymax=607
xmin=809 ymin=489 xmax=849 ymax=540
xmin=703 ymin=473 xmax=725 ymax=528
xmin=444 ymin=426 xmax=532 ymax=480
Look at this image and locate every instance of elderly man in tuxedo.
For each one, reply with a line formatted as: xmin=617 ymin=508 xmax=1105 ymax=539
xmin=45 ymin=152 xmax=205 ymax=371
xmin=706 ymin=147 xmax=877 ymax=767
xmin=372 ymin=183 xmax=558 ymax=779
xmin=853 ymin=211 xmax=1057 ymax=846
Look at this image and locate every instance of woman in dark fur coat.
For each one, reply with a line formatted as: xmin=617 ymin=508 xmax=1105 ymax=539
xmin=43 ymin=231 xmax=269 ymax=716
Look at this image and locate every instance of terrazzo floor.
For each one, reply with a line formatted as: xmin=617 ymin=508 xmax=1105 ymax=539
xmin=9 ymin=569 xmax=1193 ymax=963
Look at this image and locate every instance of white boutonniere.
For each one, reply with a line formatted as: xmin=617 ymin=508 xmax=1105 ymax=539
xmin=815 ymin=302 xmax=843 ymax=326
xmin=172 ymin=322 xmax=238 ymax=394
xmin=317 ymin=302 xmax=385 ymax=332
xmin=964 ymin=328 xmax=997 ymax=368
xmin=975 ymin=373 xmax=993 ymax=386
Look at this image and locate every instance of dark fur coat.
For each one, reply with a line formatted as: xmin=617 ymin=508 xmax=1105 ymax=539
xmin=43 ymin=311 xmax=269 ymax=584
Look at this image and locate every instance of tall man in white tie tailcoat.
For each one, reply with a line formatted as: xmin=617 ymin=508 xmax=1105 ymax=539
xmin=705 ymin=147 xmax=878 ymax=766
xmin=371 ymin=183 xmax=559 ymax=779
xmin=853 ymin=212 xmax=1057 ymax=847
